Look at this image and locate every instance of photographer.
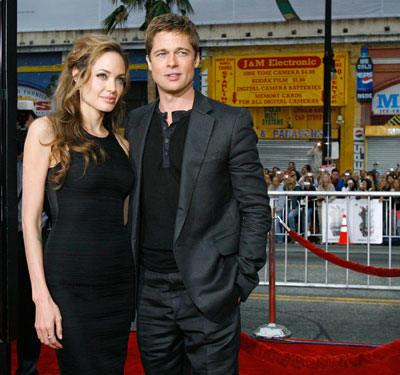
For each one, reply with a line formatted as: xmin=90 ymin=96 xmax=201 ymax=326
xmin=308 ymin=141 xmax=323 ymax=175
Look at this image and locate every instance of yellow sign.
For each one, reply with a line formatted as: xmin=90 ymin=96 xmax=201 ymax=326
xmin=365 ymin=125 xmax=400 ymax=136
xmin=249 ymin=107 xmax=340 ymax=139
xmin=213 ymin=53 xmax=347 ymax=107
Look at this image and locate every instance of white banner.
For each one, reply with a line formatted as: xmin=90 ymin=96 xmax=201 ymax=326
xmin=18 ymin=85 xmax=53 ymax=116
xmin=322 ymin=199 xmax=382 ymax=244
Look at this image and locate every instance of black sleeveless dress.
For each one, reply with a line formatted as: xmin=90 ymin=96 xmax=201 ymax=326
xmin=44 ymin=131 xmax=134 ymax=375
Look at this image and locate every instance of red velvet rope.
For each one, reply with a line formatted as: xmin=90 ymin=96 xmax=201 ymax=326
xmin=288 ymin=230 xmax=400 ymax=277
xmin=240 ymin=332 xmax=400 ymax=371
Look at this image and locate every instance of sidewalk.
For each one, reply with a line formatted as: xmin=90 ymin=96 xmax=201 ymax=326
xmin=242 ymin=284 xmax=400 ymax=345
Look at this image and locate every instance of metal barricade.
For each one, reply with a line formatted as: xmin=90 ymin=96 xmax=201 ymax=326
xmin=262 ymin=190 xmax=400 ymax=291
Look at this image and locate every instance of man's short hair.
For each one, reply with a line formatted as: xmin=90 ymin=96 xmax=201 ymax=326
xmin=331 ymin=168 xmax=339 ymax=174
xmin=145 ymin=13 xmax=200 ymax=57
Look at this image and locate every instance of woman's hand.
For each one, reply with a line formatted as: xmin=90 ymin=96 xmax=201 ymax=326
xmin=35 ymin=297 xmax=63 ymax=349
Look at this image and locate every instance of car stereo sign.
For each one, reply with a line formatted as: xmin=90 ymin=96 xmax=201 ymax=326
xmin=372 ymin=84 xmax=400 ymax=115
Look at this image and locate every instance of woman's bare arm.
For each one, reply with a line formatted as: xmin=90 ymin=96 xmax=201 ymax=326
xmin=22 ymin=117 xmax=63 ymax=349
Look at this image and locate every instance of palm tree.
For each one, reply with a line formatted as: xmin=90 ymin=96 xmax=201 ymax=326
xmin=103 ymin=0 xmax=194 ymax=102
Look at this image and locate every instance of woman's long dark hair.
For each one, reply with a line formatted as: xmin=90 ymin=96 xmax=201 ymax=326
xmin=47 ymin=34 xmax=130 ymax=188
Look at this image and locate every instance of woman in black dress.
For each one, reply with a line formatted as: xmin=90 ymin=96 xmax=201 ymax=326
xmin=22 ymin=34 xmax=134 ymax=374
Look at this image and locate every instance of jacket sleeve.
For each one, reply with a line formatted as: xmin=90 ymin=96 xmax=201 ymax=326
xmin=228 ymin=108 xmax=272 ymax=301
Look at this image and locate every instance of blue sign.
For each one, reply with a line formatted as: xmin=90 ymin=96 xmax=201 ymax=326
xmin=356 ymin=47 xmax=373 ymax=102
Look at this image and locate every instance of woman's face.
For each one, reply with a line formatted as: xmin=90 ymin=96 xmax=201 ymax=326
xmin=77 ymin=51 xmax=127 ymax=117
xmin=285 ymin=181 xmax=294 ymax=190
xmin=322 ymin=174 xmax=330 ymax=184
xmin=361 ymin=180 xmax=368 ymax=189
xmin=393 ymin=179 xmax=400 ymax=190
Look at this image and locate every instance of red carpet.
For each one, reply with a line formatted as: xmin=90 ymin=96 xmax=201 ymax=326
xmin=11 ymin=332 xmax=400 ymax=374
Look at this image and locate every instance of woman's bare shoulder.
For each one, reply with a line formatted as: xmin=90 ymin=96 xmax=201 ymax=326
xmin=28 ymin=116 xmax=54 ymax=144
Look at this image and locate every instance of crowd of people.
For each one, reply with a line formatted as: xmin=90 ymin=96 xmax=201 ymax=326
xmin=265 ymin=161 xmax=400 ymax=193
xmin=264 ymin=160 xmax=400 ymax=242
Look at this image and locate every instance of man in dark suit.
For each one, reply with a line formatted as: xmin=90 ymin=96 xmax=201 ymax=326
xmin=124 ymin=13 xmax=271 ymax=375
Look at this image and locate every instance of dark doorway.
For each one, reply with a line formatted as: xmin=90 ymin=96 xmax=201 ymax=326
xmin=0 ymin=1 xmax=18 ymax=374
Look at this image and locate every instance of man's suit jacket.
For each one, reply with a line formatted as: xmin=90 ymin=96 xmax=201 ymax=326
xmin=124 ymin=90 xmax=271 ymax=323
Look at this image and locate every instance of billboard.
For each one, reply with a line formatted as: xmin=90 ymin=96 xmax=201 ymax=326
xmin=213 ymin=53 xmax=347 ymax=107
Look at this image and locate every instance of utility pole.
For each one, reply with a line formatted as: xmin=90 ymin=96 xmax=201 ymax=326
xmin=322 ymin=0 xmax=334 ymax=164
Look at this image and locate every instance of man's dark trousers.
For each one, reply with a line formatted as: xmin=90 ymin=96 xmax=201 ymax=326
xmin=137 ymin=267 xmax=240 ymax=375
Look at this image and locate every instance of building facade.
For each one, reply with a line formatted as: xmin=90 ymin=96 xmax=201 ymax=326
xmin=17 ymin=0 xmax=400 ymax=173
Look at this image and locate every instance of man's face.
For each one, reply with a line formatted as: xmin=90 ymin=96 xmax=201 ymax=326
xmin=272 ymin=177 xmax=280 ymax=188
xmin=146 ymin=31 xmax=199 ymax=97
xmin=331 ymin=171 xmax=339 ymax=181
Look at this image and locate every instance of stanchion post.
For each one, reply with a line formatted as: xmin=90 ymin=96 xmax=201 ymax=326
xmin=254 ymin=208 xmax=291 ymax=338
xmin=269 ymin=209 xmax=276 ymax=324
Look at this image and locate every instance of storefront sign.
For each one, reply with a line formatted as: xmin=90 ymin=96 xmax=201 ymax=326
xmin=353 ymin=128 xmax=365 ymax=173
xmin=372 ymin=83 xmax=400 ymax=115
xmin=249 ymin=106 xmax=340 ymax=139
xmin=365 ymin=125 xmax=400 ymax=136
xmin=213 ymin=53 xmax=347 ymax=107
xmin=18 ymin=85 xmax=53 ymax=116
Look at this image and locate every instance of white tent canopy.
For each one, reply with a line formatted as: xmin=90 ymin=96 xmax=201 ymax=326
xmin=18 ymin=0 xmax=400 ymax=32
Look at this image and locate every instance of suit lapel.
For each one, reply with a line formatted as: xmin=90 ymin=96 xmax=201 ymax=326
xmin=174 ymin=91 xmax=215 ymax=244
xmin=132 ymin=100 xmax=158 ymax=235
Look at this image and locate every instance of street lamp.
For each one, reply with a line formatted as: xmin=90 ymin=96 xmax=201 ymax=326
xmin=322 ymin=0 xmax=334 ymax=164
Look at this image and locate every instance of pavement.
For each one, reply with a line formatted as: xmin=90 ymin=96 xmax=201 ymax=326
xmin=241 ymin=242 xmax=400 ymax=345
